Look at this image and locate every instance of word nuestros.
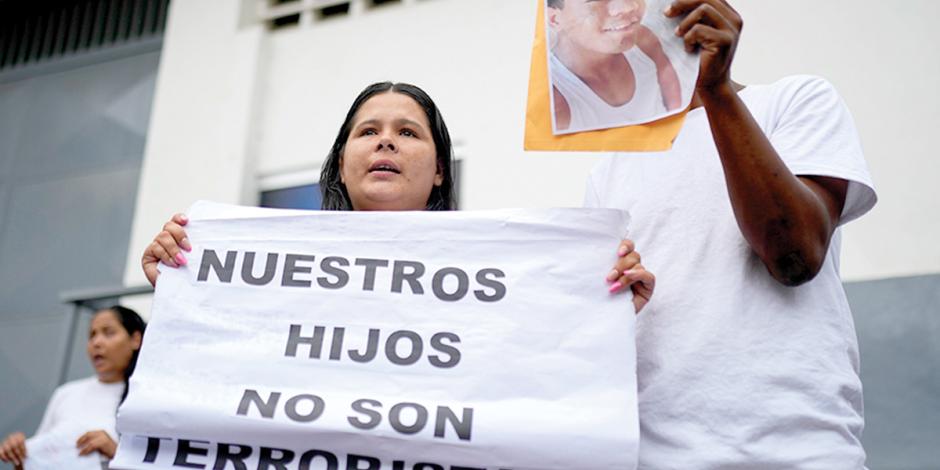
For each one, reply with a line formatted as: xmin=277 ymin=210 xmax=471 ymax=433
xmin=197 ymin=250 xmax=507 ymax=302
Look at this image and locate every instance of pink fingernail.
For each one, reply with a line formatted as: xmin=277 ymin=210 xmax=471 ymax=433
xmin=608 ymin=281 xmax=623 ymax=293
xmin=618 ymin=246 xmax=629 ymax=257
xmin=182 ymin=238 xmax=193 ymax=252
xmin=175 ymin=253 xmax=187 ymax=266
xmin=607 ymin=269 xmax=620 ymax=282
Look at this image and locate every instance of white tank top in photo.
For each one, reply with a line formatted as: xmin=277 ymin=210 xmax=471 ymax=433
xmin=551 ymin=48 xmax=666 ymax=134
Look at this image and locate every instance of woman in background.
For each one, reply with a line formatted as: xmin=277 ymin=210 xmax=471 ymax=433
xmin=0 ymin=306 xmax=146 ymax=468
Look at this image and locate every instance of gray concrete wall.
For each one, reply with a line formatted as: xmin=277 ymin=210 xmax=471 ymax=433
xmin=847 ymin=274 xmax=940 ymax=470
xmin=0 ymin=51 xmax=159 ymax=442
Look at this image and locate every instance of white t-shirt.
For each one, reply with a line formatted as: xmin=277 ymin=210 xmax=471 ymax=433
xmin=550 ymin=48 xmax=666 ymax=134
xmin=35 ymin=376 xmax=124 ymax=443
xmin=585 ymin=75 xmax=877 ymax=469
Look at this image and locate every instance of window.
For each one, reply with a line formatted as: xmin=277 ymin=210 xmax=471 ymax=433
xmin=269 ymin=13 xmax=301 ymax=29
xmin=258 ymin=168 xmax=323 ymax=210
xmin=314 ymin=2 xmax=351 ymax=22
xmin=260 ymin=184 xmax=322 ymax=210
xmin=367 ymin=0 xmax=403 ymax=10
xmin=257 ymin=0 xmax=433 ymax=31
xmin=0 ymin=0 xmax=170 ymax=71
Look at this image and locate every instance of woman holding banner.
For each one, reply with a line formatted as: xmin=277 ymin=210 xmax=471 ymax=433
xmin=0 ymin=306 xmax=146 ymax=469
xmin=141 ymin=81 xmax=655 ymax=310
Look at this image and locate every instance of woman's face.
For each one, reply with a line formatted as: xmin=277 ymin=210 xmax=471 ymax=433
xmin=86 ymin=310 xmax=141 ymax=383
xmin=339 ymin=92 xmax=443 ymax=211
xmin=551 ymin=0 xmax=647 ymax=54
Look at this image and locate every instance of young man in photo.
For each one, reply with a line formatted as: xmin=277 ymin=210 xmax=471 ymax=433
xmin=548 ymin=0 xmax=683 ymax=132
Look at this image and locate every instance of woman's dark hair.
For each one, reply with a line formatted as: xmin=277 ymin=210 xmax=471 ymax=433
xmin=100 ymin=305 xmax=146 ymax=404
xmin=320 ymin=82 xmax=456 ymax=211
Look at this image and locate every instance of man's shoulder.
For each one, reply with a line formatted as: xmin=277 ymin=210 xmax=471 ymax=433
xmin=762 ymin=74 xmax=832 ymax=88
xmin=744 ymin=75 xmax=841 ymax=107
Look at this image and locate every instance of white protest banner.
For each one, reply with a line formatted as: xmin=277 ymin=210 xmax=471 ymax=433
xmin=112 ymin=201 xmax=638 ymax=470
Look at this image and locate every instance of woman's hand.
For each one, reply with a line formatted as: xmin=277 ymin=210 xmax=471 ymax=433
xmin=142 ymin=213 xmax=192 ymax=287
xmin=607 ymin=239 xmax=656 ymax=313
xmin=0 ymin=432 xmax=26 ymax=466
xmin=76 ymin=430 xmax=117 ymax=459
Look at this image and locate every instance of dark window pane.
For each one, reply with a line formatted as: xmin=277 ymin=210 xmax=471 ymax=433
xmin=315 ymin=3 xmax=350 ymax=20
xmin=260 ymin=184 xmax=322 ymax=210
xmin=269 ymin=13 xmax=300 ymax=30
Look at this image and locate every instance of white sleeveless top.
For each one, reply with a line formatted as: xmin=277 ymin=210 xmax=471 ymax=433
xmin=550 ymin=48 xmax=666 ymax=134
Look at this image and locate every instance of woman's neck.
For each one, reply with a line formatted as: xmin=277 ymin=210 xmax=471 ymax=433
xmin=97 ymin=373 xmax=123 ymax=384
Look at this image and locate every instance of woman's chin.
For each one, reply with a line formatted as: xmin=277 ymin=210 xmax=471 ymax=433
xmin=354 ymin=193 xmax=426 ymax=211
xmin=357 ymin=202 xmax=422 ymax=211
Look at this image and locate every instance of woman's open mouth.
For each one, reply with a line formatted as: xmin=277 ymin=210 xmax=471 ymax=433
xmin=368 ymin=160 xmax=401 ymax=174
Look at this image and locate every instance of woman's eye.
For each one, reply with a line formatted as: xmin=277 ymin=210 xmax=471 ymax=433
xmin=361 ymin=128 xmax=377 ymax=136
xmin=400 ymin=129 xmax=416 ymax=138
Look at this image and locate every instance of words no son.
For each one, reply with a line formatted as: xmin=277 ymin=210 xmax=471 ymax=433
xmin=197 ymin=250 xmax=507 ymax=303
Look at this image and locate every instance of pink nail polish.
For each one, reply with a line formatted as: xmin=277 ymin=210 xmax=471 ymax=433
xmin=609 ymin=281 xmax=623 ymax=293
xmin=175 ymin=253 xmax=187 ymax=266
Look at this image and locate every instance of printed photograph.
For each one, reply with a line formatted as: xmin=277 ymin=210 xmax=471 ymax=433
xmin=546 ymin=0 xmax=699 ymax=134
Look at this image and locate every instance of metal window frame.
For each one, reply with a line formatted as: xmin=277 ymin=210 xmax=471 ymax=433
xmin=256 ymin=0 xmax=418 ymax=28
xmin=0 ymin=0 xmax=169 ymax=82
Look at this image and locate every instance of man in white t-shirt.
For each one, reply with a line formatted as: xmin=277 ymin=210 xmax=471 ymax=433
xmin=590 ymin=1 xmax=876 ymax=468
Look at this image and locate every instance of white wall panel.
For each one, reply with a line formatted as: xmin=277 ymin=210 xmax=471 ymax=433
xmin=136 ymin=0 xmax=939 ymax=284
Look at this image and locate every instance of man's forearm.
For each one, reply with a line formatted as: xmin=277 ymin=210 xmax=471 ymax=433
xmin=699 ymin=83 xmax=843 ymax=285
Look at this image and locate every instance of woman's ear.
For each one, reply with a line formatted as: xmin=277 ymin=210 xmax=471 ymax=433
xmin=131 ymin=331 xmax=142 ymax=350
xmin=434 ymin=159 xmax=444 ymax=187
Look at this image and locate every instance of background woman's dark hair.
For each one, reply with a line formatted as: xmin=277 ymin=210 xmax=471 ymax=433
xmin=102 ymin=305 xmax=146 ymax=404
xmin=320 ymin=82 xmax=456 ymax=211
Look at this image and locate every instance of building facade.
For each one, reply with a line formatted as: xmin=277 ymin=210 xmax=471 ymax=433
xmin=0 ymin=0 xmax=937 ymax=468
